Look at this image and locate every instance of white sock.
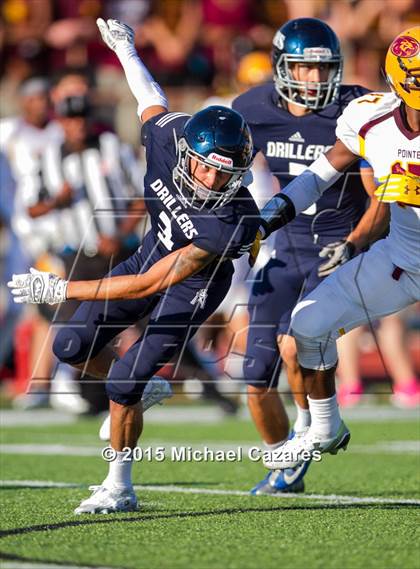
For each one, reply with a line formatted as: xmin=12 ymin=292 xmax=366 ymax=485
xmin=308 ymin=395 xmax=342 ymax=438
xmin=103 ymin=451 xmax=134 ymax=490
xmin=293 ymin=401 xmax=311 ymax=433
xmin=263 ymin=439 xmax=287 ymax=451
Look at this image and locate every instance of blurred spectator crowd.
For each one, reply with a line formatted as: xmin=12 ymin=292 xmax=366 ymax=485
xmin=1 ymin=0 xmax=420 ymax=144
xmin=0 ymin=0 xmax=419 ymax=412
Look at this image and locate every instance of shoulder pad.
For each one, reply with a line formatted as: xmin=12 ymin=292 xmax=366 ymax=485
xmin=232 ymin=84 xmax=273 ymax=119
xmin=336 ymin=92 xmax=399 ymax=156
xmin=341 ymin=92 xmax=399 ymax=134
xmin=141 ymin=112 xmax=191 ymax=147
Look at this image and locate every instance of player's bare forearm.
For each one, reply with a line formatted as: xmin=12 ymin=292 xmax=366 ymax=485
xmin=348 ymin=165 xmax=390 ymax=250
xmin=66 ymin=244 xmax=216 ymax=301
xmin=325 ymin=140 xmax=359 ymax=172
xmin=347 ymin=198 xmax=390 ymax=250
xmin=170 ymin=243 xmax=216 ymax=280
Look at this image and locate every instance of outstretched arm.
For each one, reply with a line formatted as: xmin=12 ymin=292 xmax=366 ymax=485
xmin=259 ymin=140 xmax=359 ymax=238
xmin=97 ymin=18 xmax=168 ymax=122
xmin=8 ymin=245 xmax=216 ymax=304
xmin=248 ymin=140 xmax=358 ymax=266
xmin=66 ymin=244 xmax=215 ymax=301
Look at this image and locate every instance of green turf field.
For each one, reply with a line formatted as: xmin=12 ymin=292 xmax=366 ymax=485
xmin=1 ymin=410 xmax=419 ymax=569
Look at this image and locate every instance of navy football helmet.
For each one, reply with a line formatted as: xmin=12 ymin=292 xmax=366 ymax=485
xmin=173 ymin=106 xmax=253 ymax=210
xmin=272 ymin=18 xmax=343 ymax=110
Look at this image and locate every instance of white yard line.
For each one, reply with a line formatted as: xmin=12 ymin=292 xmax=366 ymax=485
xmin=1 ymin=479 xmax=419 ymax=506
xmin=134 ymin=484 xmax=420 ymax=506
xmin=1 ymin=440 xmax=419 ymax=457
xmin=1 ymin=561 xmax=118 ymax=569
xmin=1 ymin=561 xmax=116 ymax=569
xmin=1 ymin=405 xmax=419 ymax=427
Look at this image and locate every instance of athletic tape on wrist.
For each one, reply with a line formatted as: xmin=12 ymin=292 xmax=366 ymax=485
xmin=308 ymin=153 xmax=342 ymax=183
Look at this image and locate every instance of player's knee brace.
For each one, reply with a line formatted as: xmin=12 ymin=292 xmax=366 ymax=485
xmin=291 ymin=299 xmax=338 ymax=370
xmin=53 ymin=328 xmax=88 ymax=365
xmin=292 ymin=330 xmax=337 ymax=371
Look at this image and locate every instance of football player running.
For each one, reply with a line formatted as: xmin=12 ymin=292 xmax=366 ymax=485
xmin=8 ymin=19 xmax=260 ymax=514
xmin=250 ymin=26 xmax=420 ymax=471
xmin=232 ymin=18 xmax=388 ymax=494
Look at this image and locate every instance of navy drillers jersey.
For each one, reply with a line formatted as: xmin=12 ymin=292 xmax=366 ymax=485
xmin=233 ymin=83 xmax=370 ymax=245
xmin=140 ymin=111 xmax=260 ymax=280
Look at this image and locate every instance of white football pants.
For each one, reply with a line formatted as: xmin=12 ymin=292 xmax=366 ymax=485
xmin=291 ymin=239 xmax=420 ymax=370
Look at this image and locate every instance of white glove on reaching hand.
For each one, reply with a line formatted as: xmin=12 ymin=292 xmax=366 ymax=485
xmin=7 ymin=268 xmax=68 ymax=305
xmin=96 ymin=18 xmax=167 ymax=119
xmin=318 ymin=240 xmax=355 ymax=277
xmin=96 ymin=18 xmax=135 ymax=55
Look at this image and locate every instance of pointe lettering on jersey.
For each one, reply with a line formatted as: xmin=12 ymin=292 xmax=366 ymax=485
xmin=266 ymin=141 xmax=332 ymax=161
xmin=336 ymin=91 xmax=420 ymax=273
xmin=397 ymin=149 xmax=420 ymax=160
xmin=150 ymin=178 xmax=198 ymax=240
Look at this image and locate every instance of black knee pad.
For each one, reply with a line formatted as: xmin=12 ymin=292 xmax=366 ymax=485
xmin=104 ymin=351 xmax=150 ymax=406
xmin=53 ymin=327 xmax=87 ymax=365
xmin=106 ymin=380 xmax=144 ymax=406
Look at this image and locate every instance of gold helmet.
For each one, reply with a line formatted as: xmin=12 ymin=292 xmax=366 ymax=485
xmin=385 ymin=26 xmax=420 ymax=110
xmin=236 ymin=52 xmax=272 ymax=87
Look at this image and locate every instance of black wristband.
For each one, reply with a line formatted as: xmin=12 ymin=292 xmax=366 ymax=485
xmin=259 ymin=219 xmax=270 ymax=239
xmin=260 ymin=193 xmax=296 ymax=238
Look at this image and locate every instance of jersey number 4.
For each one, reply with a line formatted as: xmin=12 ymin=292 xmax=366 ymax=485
xmin=157 ymin=211 xmax=174 ymax=250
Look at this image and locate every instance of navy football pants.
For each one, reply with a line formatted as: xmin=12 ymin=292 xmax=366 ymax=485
xmin=53 ymin=250 xmax=231 ymax=405
xmin=243 ymin=237 xmax=326 ymax=389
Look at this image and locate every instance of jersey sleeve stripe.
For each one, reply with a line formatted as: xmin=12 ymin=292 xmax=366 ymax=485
xmin=155 ymin=112 xmax=191 ymax=128
xmin=357 ymin=135 xmax=365 ymax=158
xmin=357 ymin=110 xmax=394 ymax=157
xmin=358 ymin=110 xmax=394 ymax=141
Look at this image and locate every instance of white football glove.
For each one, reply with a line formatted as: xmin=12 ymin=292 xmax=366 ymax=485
xmin=96 ymin=18 xmax=135 ymax=55
xmin=318 ymin=240 xmax=355 ymax=277
xmin=7 ymin=268 xmax=68 ymax=305
xmin=96 ymin=17 xmax=168 ymax=119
